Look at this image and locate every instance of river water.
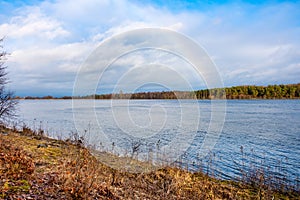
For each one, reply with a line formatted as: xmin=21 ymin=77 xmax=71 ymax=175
xmin=15 ymin=99 xmax=300 ymax=188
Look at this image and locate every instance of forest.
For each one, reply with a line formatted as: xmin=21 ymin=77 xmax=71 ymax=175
xmin=196 ymin=83 xmax=300 ymax=99
xmin=20 ymin=83 xmax=300 ymax=100
xmin=93 ymin=83 xmax=300 ymax=100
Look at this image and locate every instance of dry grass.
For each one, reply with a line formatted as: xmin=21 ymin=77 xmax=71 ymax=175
xmin=0 ymin=126 xmax=299 ymax=199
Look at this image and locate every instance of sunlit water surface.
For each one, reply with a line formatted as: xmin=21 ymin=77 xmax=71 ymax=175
xmin=15 ymin=100 xmax=300 ymax=187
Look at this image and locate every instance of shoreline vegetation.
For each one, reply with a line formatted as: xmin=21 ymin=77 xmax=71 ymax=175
xmin=1 ymin=125 xmax=299 ymax=199
xmin=15 ymin=83 xmax=300 ymax=100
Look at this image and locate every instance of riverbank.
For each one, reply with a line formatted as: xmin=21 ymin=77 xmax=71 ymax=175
xmin=0 ymin=126 xmax=299 ymax=199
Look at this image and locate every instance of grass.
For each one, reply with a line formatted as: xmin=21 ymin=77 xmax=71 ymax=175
xmin=0 ymin=126 xmax=299 ymax=199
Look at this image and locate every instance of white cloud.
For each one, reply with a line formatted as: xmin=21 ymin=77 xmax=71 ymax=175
xmin=0 ymin=8 xmax=69 ymax=40
xmin=7 ymin=41 xmax=96 ymax=96
xmin=0 ymin=0 xmax=299 ymax=96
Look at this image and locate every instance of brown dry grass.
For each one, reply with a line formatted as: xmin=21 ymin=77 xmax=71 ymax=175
xmin=0 ymin=126 xmax=299 ymax=199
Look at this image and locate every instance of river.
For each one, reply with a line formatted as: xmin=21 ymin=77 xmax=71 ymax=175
xmin=15 ymin=99 xmax=300 ymax=188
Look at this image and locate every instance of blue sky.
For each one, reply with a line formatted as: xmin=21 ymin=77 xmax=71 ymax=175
xmin=0 ymin=0 xmax=300 ymax=96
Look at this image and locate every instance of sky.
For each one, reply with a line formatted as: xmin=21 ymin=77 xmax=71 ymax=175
xmin=0 ymin=0 xmax=300 ymax=97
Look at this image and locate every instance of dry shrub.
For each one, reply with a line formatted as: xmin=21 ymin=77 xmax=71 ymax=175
xmin=0 ymin=136 xmax=34 ymax=180
xmin=58 ymin=147 xmax=116 ymax=199
xmin=0 ymin=135 xmax=35 ymax=197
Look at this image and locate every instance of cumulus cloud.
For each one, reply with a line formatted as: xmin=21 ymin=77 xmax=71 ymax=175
xmin=0 ymin=12 xmax=69 ymax=40
xmin=0 ymin=0 xmax=299 ymax=96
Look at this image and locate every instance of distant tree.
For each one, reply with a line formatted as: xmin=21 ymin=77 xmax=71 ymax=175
xmin=42 ymin=95 xmax=54 ymax=99
xmin=0 ymin=38 xmax=17 ymax=124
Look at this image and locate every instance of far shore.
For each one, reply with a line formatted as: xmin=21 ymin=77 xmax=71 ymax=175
xmin=15 ymin=97 xmax=300 ymax=100
xmin=14 ymin=83 xmax=300 ymax=100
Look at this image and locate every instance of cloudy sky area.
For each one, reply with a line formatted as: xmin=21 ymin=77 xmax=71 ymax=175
xmin=0 ymin=0 xmax=300 ymax=96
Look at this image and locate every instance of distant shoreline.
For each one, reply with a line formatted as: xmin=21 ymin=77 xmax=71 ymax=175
xmin=16 ymin=98 xmax=300 ymax=100
xmin=15 ymin=83 xmax=300 ymax=100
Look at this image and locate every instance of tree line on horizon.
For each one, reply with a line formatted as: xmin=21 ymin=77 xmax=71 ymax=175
xmin=18 ymin=83 xmax=300 ymax=100
xmin=197 ymin=83 xmax=300 ymax=99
